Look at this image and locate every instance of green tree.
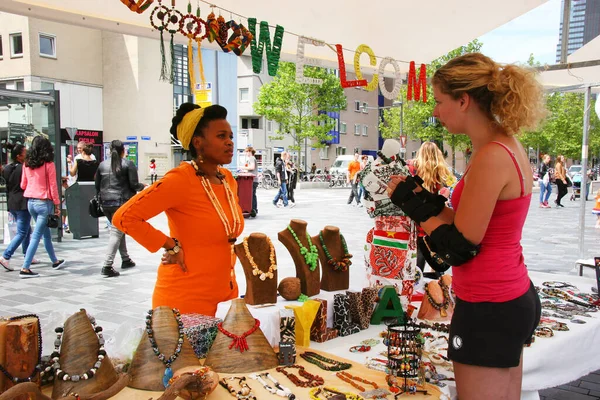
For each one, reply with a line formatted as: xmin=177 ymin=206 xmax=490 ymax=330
xmin=379 ymin=40 xmax=483 ymax=169
xmin=254 ymin=62 xmax=347 ymax=167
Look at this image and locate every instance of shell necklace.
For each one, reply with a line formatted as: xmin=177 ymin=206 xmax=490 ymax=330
xmin=242 ymin=236 xmax=277 ymax=280
xmin=191 ymin=160 xmax=241 ymax=289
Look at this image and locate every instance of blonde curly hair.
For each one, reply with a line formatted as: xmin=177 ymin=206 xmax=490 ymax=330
xmin=414 ymin=142 xmax=455 ymax=192
xmin=432 ymin=53 xmax=546 ymax=136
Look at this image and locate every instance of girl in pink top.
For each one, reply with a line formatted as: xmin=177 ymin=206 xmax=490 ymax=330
xmin=20 ymin=136 xmax=65 ymax=278
xmin=387 ymin=53 xmax=546 ymax=399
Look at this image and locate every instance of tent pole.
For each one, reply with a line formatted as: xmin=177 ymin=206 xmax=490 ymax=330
xmin=578 ymin=85 xmax=591 ymax=259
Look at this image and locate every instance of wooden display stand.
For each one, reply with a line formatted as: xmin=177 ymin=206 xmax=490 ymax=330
xmin=204 ymin=299 xmax=278 ymax=373
xmin=128 ymin=306 xmax=200 ymax=391
xmin=312 ymin=226 xmax=350 ymax=292
xmin=52 ymin=309 xmax=121 ymax=399
xmin=0 ymin=316 xmax=40 ymax=399
xmin=234 ymin=233 xmax=278 ymax=305
xmin=278 ymin=219 xmax=321 ymax=297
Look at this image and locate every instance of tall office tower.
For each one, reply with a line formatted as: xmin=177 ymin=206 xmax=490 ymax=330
xmin=556 ymin=0 xmax=600 ymax=62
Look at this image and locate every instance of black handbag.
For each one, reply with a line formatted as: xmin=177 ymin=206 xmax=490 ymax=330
xmin=89 ymin=195 xmax=104 ymax=218
xmin=566 ymin=176 xmax=573 ymax=187
xmin=44 ymin=163 xmax=60 ymax=229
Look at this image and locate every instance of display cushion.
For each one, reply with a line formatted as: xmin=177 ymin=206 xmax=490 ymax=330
xmin=333 ymin=294 xmax=361 ymax=337
xmin=310 ymin=299 xmax=339 ymax=343
xmin=180 ymin=314 xmax=222 ymax=359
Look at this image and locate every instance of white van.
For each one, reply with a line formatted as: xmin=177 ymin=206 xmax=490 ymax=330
xmin=330 ymin=154 xmax=374 ymax=176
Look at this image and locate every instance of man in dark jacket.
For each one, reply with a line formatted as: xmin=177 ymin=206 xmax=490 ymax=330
xmin=272 ymin=152 xmax=289 ymax=208
xmin=0 ymin=144 xmax=37 ymax=271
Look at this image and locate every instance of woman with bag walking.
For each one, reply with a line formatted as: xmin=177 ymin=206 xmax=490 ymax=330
xmin=95 ymin=140 xmax=145 ymax=277
xmin=554 ymin=155 xmax=568 ymax=207
xmin=19 ymin=136 xmax=65 ymax=278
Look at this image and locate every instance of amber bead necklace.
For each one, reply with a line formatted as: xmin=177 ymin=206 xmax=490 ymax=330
xmin=275 ymin=365 xmax=324 ymax=388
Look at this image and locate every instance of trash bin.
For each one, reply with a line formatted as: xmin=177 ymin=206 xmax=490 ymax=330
xmin=236 ymin=174 xmax=254 ymax=216
xmin=65 ymin=182 xmax=99 ymax=239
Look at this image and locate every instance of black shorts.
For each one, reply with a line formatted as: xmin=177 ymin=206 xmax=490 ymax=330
xmin=448 ymin=281 xmax=541 ymax=368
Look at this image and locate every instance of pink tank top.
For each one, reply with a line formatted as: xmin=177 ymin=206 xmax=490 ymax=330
xmin=450 ymin=142 xmax=532 ymax=302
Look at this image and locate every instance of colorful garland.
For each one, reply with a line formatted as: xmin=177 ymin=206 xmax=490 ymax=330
xmin=354 ymin=44 xmax=379 ymax=91
xmin=407 ymin=61 xmax=427 ymax=102
xmin=336 ymin=44 xmax=367 ymax=88
xmin=248 ymin=18 xmax=284 ymax=76
xmin=121 ymin=0 xmax=154 ymax=14
xmin=150 ymin=0 xmax=171 ymax=81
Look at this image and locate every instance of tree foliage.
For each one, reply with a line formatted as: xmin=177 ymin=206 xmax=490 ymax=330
xmin=379 ymin=40 xmax=483 ymax=168
xmin=254 ymin=62 xmax=347 ymax=152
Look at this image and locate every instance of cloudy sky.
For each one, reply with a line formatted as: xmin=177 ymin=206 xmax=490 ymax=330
xmin=478 ymin=0 xmax=561 ymax=65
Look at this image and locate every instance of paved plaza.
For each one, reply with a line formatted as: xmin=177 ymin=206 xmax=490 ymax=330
xmin=0 ymin=186 xmax=599 ymax=399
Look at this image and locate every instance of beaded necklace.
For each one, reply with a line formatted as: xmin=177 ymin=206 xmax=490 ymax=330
xmin=145 ymin=308 xmax=184 ymax=388
xmin=217 ymin=319 xmax=260 ymax=353
xmin=275 ymin=365 xmax=324 ymax=388
xmin=299 ymin=351 xmax=352 ymax=371
xmin=541 ymin=288 xmax=596 ymax=308
xmin=249 ymin=372 xmax=295 ymax=399
xmin=219 ymin=376 xmax=257 ymax=400
xmin=286 ymin=225 xmax=319 ymax=271
xmin=335 ymin=371 xmax=379 ymax=392
xmin=318 ymin=231 xmax=352 ymax=272
xmin=417 ymin=322 xmax=450 ymax=333
xmin=0 ymin=314 xmax=44 ymax=384
xmin=309 ymin=386 xmax=362 ymax=400
xmin=242 ymin=236 xmax=277 ymax=280
xmin=54 ymin=312 xmax=105 ymax=382
xmin=424 ymin=282 xmax=451 ymax=317
xmin=191 ymin=160 xmax=241 ymax=289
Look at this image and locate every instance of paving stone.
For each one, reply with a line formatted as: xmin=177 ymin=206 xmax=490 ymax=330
xmin=581 ymin=374 xmax=600 ymax=385
xmin=580 ymin=381 xmax=600 ymax=392
xmin=539 ymin=388 xmax=599 ymax=400
xmin=557 ymin=384 xmax=590 ymax=395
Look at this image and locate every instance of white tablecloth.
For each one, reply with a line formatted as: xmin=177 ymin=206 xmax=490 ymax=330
xmin=216 ymin=270 xmax=600 ymax=400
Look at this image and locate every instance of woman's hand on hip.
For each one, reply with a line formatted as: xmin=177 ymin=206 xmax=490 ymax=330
xmin=161 ymin=249 xmax=187 ymax=272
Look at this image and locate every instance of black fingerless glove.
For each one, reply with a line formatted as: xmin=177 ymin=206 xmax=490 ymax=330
xmin=389 ymin=175 xmax=447 ymax=223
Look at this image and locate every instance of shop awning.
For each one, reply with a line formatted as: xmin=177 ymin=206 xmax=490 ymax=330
xmin=0 ymin=0 xmax=547 ymax=71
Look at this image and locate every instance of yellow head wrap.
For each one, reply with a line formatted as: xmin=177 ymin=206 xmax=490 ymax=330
xmin=177 ymin=107 xmax=205 ymax=150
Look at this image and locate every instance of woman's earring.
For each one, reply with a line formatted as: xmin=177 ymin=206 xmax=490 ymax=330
xmin=198 ymin=154 xmax=204 ymax=163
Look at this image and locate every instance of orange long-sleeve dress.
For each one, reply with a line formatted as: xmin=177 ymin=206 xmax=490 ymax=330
xmin=112 ymin=162 xmax=244 ymax=316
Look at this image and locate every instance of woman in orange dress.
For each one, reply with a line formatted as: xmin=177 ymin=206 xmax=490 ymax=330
xmin=112 ymin=104 xmax=243 ymax=316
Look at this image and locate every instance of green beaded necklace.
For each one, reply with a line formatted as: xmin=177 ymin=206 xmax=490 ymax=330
xmin=287 ymin=225 xmax=319 ymax=271
xmin=318 ymin=231 xmax=352 ymax=272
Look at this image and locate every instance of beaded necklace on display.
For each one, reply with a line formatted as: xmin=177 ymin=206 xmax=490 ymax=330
xmin=424 ymin=282 xmax=451 ymax=317
xmin=567 ymin=290 xmax=600 ymax=306
xmin=299 ymin=351 xmax=352 ymax=371
xmin=217 ymin=319 xmax=260 ymax=353
xmin=191 ymin=160 xmax=240 ymax=289
xmin=335 ymin=371 xmax=379 ymax=393
xmin=417 ymin=322 xmax=450 ymax=333
xmin=0 ymin=314 xmax=44 ymax=384
xmin=286 ymin=225 xmax=319 ymax=271
xmin=145 ymin=308 xmax=184 ymax=388
xmin=541 ymin=288 xmax=596 ymax=308
xmin=318 ymin=231 xmax=353 ymax=272
xmin=249 ymin=373 xmax=296 ymax=399
xmin=243 ymin=236 xmax=277 ymax=280
xmin=542 ymin=281 xmax=577 ymax=290
xmin=53 ymin=312 xmax=105 ymax=382
xmin=219 ymin=376 xmax=257 ymax=400
xmin=276 ymin=365 xmax=324 ymax=388
xmin=309 ymin=386 xmax=362 ymax=400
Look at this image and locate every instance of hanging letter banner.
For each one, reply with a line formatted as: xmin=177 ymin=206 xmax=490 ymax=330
xmin=378 ymin=57 xmax=403 ymax=100
xmin=335 ymin=44 xmax=367 ymax=88
xmin=407 ymin=61 xmax=428 ymax=103
xmin=354 ymin=44 xmax=379 ymax=92
xmin=248 ymin=17 xmax=285 ymax=76
xmin=296 ymin=36 xmax=326 ymax=85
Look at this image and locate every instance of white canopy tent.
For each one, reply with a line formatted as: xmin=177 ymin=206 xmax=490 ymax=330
xmin=538 ymin=37 xmax=600 ymax=259
xmin=0 ymin=0 xmax=547 ymax=72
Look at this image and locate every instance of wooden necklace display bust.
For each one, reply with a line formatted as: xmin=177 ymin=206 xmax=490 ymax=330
xmin=235 ymin=233 xmax=278 ymax=305
xmin=278 ymin=219 xmax=321 ymax=297
xmin=312 ymin=226 xmax=350 ymax=292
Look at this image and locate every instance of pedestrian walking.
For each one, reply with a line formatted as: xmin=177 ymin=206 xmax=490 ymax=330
xmin=593 ymin=188 xmax=600 ymax=228
xmin=538 ymin=154 xmax=552 ymax=208
xmin=285 ymin=153 xmax=297 ymax=208
xmin=273 ymin=152 xmax=289 ymax=208
xmin=149 ymin=158 xmax=158 ymax=183
xmin=0 ymin=144 xmax=40 ymax=271
xmin=20 ymin=136 xmax=65 ymax=278
xmin=239 ymin=147 xmax=258 ymax=215
xmin=346 ymin=153 xmax=361 ymax=205
xmin=554 ymin=155 xmax=568 ymax=208
xmin=356 ymin=155 xmax=368 ymax=206
xmin=95 ymin=140 xmax=145 ymax=277
xmin=387 ymin=53 xmax=545 ymax=399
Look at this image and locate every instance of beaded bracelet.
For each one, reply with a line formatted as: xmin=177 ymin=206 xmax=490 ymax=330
xmin=219 ymin=376 xmax=257 ymax=400
xmin=249 ymin=372 xmax=295 ymax=399
xmin=309 ymin=386 xmax=361 ymax=400
xmin=349 ymin=345 xmax=371 ymax=353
